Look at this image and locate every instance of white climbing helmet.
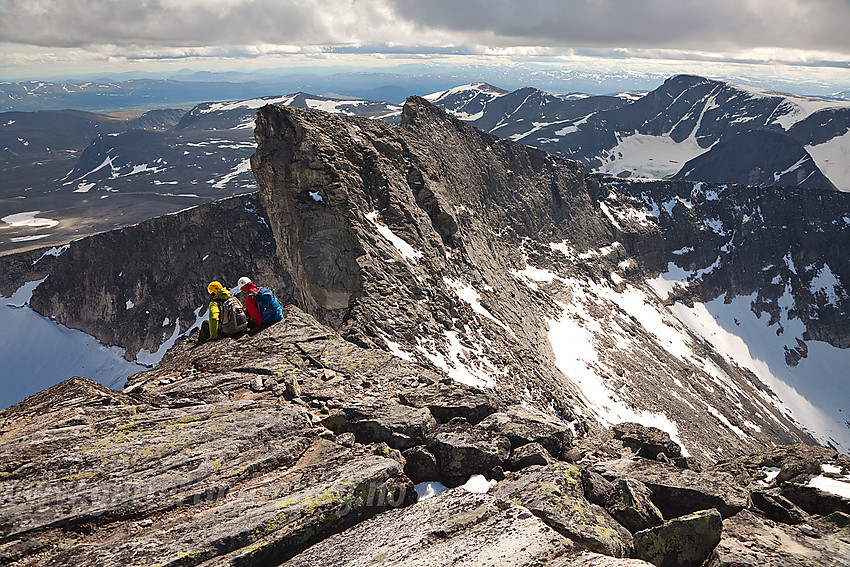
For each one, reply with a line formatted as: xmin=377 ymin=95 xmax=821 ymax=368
xmin=237 ymin=276 xmax=252 ymax=290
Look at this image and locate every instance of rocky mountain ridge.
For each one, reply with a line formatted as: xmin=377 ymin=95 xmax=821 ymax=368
xmin=432 ymin=75 xmax=850 ymax=191
xmin=1 ymin=305 xmax=849 ymax=565
xmin=2 ymin=90 xmax=850 ymax=566
xmin=4 ymin=96 xmax=850 ymax=456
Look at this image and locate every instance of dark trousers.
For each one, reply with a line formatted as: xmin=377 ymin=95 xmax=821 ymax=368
xmin=197 ymin=320 xmax=244 ymax=343
xmin=198 ymin=321 xmax=212 ymax=343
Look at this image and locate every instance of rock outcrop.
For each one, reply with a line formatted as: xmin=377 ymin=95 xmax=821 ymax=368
xmin=2 ymin=308 xmax=850 ymax=565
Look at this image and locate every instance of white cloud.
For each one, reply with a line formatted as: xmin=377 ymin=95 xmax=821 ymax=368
xmin=0 ymin=0 xmax=416 ymax=48
xmin=1 ymin=0 xmax=850 ymax=83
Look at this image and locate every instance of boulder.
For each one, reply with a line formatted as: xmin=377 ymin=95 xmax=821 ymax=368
xmin=775 ymin=444 xmax=839 ymax=484
xmin=781 ymin=482 xmax=850 ymax=516
xmin=398 ymin=382 xmax=499 ymax=424
xmin=751 ymin=489 xmax=807 ymax=525
xmin=425 ymin=422 xmax=512 ymax=486
xmin=612 ymin=422 xmax=682 ymax=460
xmin=607 ymin=478 xmax=665 ymax=533
xmin=402 ymin=445 xmax=440 ymax=484
xmin=478 ymin=405 xmax=572 ymax=456
xmin=491 ymin=463 xmax=634 ymax=558
xmin=508 ymin=441 xmax=555 ymax=470
xmin=582 ymin=468 xmax=618 ymax=507
xmin=593 ymin=458 xmax=747 ymax=519
xmin=633 ymin=508 xmax=722 ymax=567
xmin=320 ymin=396 xmax=437 ymax=450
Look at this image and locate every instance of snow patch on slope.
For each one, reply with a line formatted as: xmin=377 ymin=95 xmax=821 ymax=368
xmin=595 ymin=133 xmax=707 ymax=179
xmin=365 ymin=211 xmax=424 ymax=262
xmin=513 ymin=263 xmax=689 ymax=454
xmin=807 ymin=130 xmax=850 ymax=192
xmin=649 ymin=268 xmax=850 ymax=453
xmin=2 ymin=211 xmax=59 ymax=228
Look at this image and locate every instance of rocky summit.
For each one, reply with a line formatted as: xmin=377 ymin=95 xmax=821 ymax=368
xmin=2 ymin=96 xmax=850 ymax=565
xmin=2 ymin=307 xmax=849 ymax=566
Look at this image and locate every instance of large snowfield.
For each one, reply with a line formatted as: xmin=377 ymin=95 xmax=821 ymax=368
xmin=650 ymin=268 xmax=850 ymax=453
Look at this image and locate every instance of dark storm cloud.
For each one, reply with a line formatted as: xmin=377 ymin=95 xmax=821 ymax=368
xmin=1 ymin=0 xmax=849 ymax=56
xmin=389 ymin=0 xmax=850 ymax=53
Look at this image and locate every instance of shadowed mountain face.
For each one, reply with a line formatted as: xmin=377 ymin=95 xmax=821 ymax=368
xmin=673 ymin=129 xmax=835 ymax=188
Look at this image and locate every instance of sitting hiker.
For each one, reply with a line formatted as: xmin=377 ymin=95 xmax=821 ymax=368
xmin=197 ymin=281 xmax=248 ymax=343
xmin=237 ymin=276 xmax=283 ymax=331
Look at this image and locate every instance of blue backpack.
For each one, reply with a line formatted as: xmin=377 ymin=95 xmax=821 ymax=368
xmin=253 ymin=287 xmax=283 ymax=326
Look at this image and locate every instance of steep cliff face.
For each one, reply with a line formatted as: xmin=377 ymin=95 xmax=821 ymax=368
xmin=251 ymin=97 xmax=611 ymax=428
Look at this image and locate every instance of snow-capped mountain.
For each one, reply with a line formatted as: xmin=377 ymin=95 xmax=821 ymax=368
xmin=433 ymin=75 xmax=850 ymax=192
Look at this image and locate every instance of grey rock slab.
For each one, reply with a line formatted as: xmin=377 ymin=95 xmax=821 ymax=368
xmin=284 ymin=488 xmax=580 ymax=567
xmin=634 ymin=508 xmax=722 ymax=567
xmin=708 ymin=509 xmax=850 ymax=567
xmin=320 ymin=396 xmax=436 ymax=450
xmin=549 ymin=552 xmax=656 ymax=566
xmin=491 ymin=462 xmax=634 ymax=558
xmin=781 ymin=481 xmax=850 ymax=516
xmin=0 ymin=380 xmax=318 ymax=540
xmin=33 ymin=440 xmax=414 ymax=566
xmin=751 ymin=488 xmax=807 ymax=525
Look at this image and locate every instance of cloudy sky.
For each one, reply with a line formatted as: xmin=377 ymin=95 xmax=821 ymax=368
xmin=2 ymin=0 xmax=850 ymax=89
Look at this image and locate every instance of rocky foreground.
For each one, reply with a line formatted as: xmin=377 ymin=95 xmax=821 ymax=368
xmin=1 ymin=308 xmax=849 ymax=566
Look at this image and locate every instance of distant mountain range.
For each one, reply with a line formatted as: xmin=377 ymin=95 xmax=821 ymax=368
xmin=3 ymin=75 xmax=850 ymax=256
xmin=427 ymin=76 xmax=850 ymax=192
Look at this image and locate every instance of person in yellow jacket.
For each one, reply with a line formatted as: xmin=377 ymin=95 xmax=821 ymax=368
xmin=197 ymin=281 xmax=248 ymax=343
